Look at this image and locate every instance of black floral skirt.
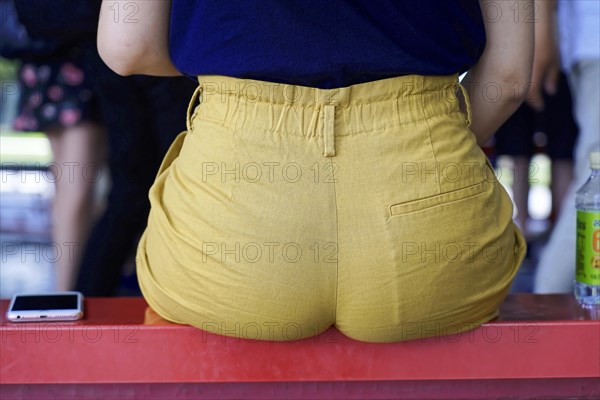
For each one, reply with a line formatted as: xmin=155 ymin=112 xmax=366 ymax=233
xmin=13 ymin=53 xmax=101 ymax=132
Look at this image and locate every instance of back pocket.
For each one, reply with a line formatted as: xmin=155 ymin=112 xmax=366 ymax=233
xmin=389 ymin=181 xmax=487 ymax=217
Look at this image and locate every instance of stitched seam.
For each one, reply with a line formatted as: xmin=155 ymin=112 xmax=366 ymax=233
xmin=389 ymin=182 xmax=487 ymax=217
xmin=195 ymin=110 xmax=465 ymax=139
xmin=330 ymin=157 xmax=340 ymax=325
xmin=200 ymin=87 xmax=455 ymax=110
xmin=417 ymin=91 xmax=441 ymax=195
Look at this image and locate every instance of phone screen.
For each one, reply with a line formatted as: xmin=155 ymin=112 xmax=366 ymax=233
xmin=11 ymin=295 xmax=78 ymax=311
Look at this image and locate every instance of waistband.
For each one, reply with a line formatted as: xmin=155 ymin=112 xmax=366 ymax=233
xmin=186 ymin=74 xmax=471 ymax=140
xmin=197 ymin=74 xmax=460 ymax=107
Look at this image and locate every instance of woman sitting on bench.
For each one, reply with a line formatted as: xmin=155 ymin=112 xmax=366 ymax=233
xmin=98 ymin=0 xmax=532 ymax=342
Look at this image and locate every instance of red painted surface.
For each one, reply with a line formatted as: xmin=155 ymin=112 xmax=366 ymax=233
xmin=1 ymin=295 xmax=599 ymax=398
xmin=1 ymin=379 xmax=600 ymax=400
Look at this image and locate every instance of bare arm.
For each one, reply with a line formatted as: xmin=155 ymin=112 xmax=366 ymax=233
xmin=526 ymin=0 xmax=559 ymax=110
xmin=461 ymin=0 xmax=534 ymax=145
xmin=97 ymin=0 xmax=180 ymax=76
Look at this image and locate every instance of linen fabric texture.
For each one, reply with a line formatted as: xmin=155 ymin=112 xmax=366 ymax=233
xmin=137 ymin=74 xmax=526 ymax=342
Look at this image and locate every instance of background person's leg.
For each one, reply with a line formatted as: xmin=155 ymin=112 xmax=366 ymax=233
xmin=534 ymin=60 xmax=600 ymax=293
xmin=75 ymin=55 xmax=195 ymax=295
xmin=544 ymin=72 xmax=578 ymax=224
xmin=550 ymin=160 xmax=574 ymax=222
xmin=493 ymin=104 xmax=535 ymax=234
xmin=75 ymin=68 xmax=156 ymax=296
xmin=511 ymin=156 xmax=531 ymax=232
xmin=50 ymin=122 xmax=104 ymax=291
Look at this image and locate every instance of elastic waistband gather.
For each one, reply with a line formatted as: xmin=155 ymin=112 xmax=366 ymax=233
xmin=187 ymin=74 xmax=468 ymax=139
xmin=196 ymin=74 xmax=460 ymax=108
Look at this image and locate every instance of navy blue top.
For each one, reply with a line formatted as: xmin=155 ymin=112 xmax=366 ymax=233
xmin=169 ymin=0 xmax=485 ymax=89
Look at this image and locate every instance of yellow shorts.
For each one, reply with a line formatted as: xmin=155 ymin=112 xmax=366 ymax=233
xmin=136 ymin=74 xmax=526 ymax=342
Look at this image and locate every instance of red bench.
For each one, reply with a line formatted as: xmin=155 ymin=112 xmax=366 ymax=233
xmin=1 ymin=294 xmax=599 ymax=399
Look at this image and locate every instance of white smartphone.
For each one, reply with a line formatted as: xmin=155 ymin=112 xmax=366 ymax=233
xmin=6 ymin=292 xmax=84 ymax=322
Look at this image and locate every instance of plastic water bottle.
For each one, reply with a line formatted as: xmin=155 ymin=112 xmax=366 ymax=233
xmin=575 ymin=151 xmax=600 ymax=306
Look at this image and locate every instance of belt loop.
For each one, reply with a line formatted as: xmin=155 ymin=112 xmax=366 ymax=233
xmin=186 ymin=84 xmax=203 ymax=132
xmin=323 ymin=105 xmax=336 ymax=157
xmin=456 ymin=81 xmax=472 ymax=128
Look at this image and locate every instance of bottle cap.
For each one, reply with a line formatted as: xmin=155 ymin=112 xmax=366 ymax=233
xmin=591 ymin=151 xmax=600 ymax=169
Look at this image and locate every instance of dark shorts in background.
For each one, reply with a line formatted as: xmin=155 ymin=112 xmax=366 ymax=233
xmin=495 ymin=72 xmax=578 ymax=160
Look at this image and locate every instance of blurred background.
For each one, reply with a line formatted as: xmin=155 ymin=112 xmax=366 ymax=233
xmin=1 ymin=56 xmax=114 ymax=296
xmin=0 ymin=0 xmax=197 ymax=298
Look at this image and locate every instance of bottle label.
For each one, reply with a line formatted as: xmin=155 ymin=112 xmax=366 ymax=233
xmin=576 ymin=210 xmax=600 ymax=286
